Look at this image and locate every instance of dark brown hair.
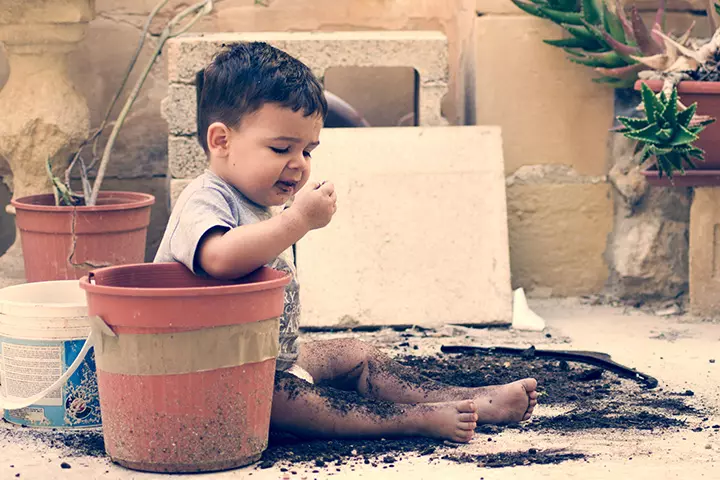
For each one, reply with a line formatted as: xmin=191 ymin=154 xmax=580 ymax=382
xmin=195 ymin=41 xmax=328 ymax=153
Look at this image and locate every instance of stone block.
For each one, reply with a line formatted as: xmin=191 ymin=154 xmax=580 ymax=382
xmin=170 ymin=178 xmax=192 ymax=209
xmin=297 ymin=126 xmax=512 ymax=327
xmin=169 ymin=136 xmax=207 ymax=179
xmin=689 ymin=187 xmax=720 ymax=317
xmin=163 ymin=84 xmax=197 ymax=136
xmin=475 ymin=15 xmax=614 ymax=176
xmin=506 ymin=182 xmax=613 ymax=296
xmin=168 ymin=32 xmax=448 ymax=85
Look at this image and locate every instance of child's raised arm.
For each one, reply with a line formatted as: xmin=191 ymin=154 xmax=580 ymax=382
xmin=198 ymin=181 xmax=336 ymax=279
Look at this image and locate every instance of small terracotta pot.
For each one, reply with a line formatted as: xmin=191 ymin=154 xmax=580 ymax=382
xmin=635 ymin=80 xmax=720 ymax=186
xmin=11 ymin=192 xmax=154 ymax=282
xmin=80 ymin=262 xmax=291 ymax=473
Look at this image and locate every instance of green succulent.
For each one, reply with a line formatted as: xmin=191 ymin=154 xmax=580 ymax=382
xmin=615 ymin=83 xmax=716 ymax=178
xmin=510 ymin=0 xmax=668 ymax=87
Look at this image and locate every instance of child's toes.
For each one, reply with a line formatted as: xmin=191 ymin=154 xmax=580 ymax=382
xmin=456 ymin=400 xmax=476 ymax=413
xmin=458 ymin=412 xmax=478 ymax=423
xmin=454 ymin=429 xmax=475 ymax=443
xmin=458 ymin=421 xmax=476 ymax=431
xmin=529 ymin=390 xmax=539 ymax=400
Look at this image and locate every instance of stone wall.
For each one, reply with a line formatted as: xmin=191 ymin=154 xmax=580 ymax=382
xmin=15 ymin=0 xmax=471 ymax=259
xmin=474 ymin=1 xmax=709 ymax=298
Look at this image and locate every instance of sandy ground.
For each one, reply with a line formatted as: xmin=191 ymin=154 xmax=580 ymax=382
xmin=1 ymin=298 xmax=718 ymax=479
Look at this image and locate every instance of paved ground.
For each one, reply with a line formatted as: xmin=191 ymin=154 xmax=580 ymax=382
xmin=1 ymin=298 xmax=718 ymax=479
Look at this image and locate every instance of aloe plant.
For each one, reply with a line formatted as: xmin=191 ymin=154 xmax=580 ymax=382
xmin=510 ymin=0 xmax=668 ymax=87
xmin=615 ymin=83 xmax=716 ymax=178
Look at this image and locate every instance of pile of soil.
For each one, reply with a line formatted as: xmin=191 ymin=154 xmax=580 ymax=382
xmin=255 ymin=350 xmax=706 ymax=471
xmin=1 ymin=347 xmax=707 ymax=474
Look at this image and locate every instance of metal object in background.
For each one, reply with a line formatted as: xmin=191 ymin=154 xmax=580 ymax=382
xmin=441 ymin=345 xmax=659 ymax=389
xmin=324 ymin=91 xmax=371 ymax=128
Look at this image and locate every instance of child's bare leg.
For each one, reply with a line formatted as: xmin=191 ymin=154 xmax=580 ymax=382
xmin=271 ymin=372 xmax=478 ymax=442
xmin=296 ymin=338 xmax=538 ymax=424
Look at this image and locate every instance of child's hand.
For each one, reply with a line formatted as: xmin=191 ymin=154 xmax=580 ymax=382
xmin=290 ymin=181 xmax=337 ymax=230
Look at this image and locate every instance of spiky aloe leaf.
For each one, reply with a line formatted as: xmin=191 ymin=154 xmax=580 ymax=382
xmin=630 ymin=6 xmax=662 ymax=55
xmin=651 ymin=0 xmax=667 ymax=46
xmin=639 ymin=82 xmax=663 ymax=123
xmin=511 ymin=0 xmax=547 ymax=18
xmin=614 ymin=0 xmax=636 ymax=45
xmin=539 ymin=7 xmax=584 ymax=25
xmin=581 ymin=0 xmax=602 ymax=25
xmin=567 ymin=50 xmax=629 ymax=67
xmin=550 ymin=0 xmax=579 ymax=10
xmin=677 ymin=103 xmax=697 ymax=127
xmin=595 ymin=62 xmax=647 ymax=79
xmin=657 ymin=127 xmax=673 ymax=141
xmin=657 ymin=153 xmax=686 ymax=178
xmin=668 ymin=125 xmax=699 ymax=145
xmin=661 ymin=87 xmax=678 ymax=128
xmin=638 ymin=144 xmax=654 ymax=163
xmin=618 ymin=116 xmax=650 ymax=130
xmin=665 ymin=151 xmax=686 ymax=175
xmin=598 ymin=28 xmax=640 ymax=57
xmin=563 ymin=23 xmax=604 ymax=44
xmin=602 ymin=2 xmax=626 ymax=44
xmin=624 ymin=123 xmax=661 ymax=143
xmin=544 ymin=37 xmax=601 ymax=49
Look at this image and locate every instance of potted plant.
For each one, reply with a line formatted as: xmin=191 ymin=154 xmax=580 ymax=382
xmin=11 ymin=0 xmax=214 ymax=282
xmin=511 ymin=0 xmax=720 ymax=185
xmin=614 ymin=82 xmax=715 ymax=183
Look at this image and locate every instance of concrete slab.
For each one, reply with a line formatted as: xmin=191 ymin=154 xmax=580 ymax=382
xmin=1 ymin=299 xmax=718 ymax=479
xmin=297 ymin=126 xmax=512 ymax=327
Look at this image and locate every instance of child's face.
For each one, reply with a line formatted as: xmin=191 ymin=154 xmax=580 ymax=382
xmin=210 ymin=103 xmax=323 ymax=207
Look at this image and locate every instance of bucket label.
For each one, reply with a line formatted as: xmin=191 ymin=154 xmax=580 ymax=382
xmin=1 ymin=338 xmax=101 ymax=428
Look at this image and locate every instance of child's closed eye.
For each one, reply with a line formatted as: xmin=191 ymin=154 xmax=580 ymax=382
xmin=270 ymin=146 xmax=291 ymax=154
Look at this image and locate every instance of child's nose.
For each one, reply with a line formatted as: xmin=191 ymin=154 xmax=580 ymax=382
xmin=288 ymin=153 xmax=309 ymax=170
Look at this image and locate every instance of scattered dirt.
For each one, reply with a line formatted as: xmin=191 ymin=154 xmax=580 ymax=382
xmin=2 ymin=348 xmax=706 ymax=473
xmin=0 ymin=425 xmax=105 ymax=458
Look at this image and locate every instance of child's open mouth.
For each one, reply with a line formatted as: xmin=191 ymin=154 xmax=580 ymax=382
xmin=276 ymin=181 xmax=297 ymax=194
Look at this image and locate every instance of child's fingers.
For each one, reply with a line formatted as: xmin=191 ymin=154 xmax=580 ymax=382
xmin=318 ymin=181 xmax=335 ymax=195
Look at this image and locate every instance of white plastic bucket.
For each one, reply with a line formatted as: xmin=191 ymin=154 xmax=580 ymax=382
xmin=0 ymin=281 xmax=100 ymax=428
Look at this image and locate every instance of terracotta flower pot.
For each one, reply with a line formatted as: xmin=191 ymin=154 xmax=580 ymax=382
xmin=80 ymin=262 xmax=291 ymax=473
xmin=11 ymin=191 xmax=155 ymax=282
xmin=635 ymin=80 xmax=720 ymax=187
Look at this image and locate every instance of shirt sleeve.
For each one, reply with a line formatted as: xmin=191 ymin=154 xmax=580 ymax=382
xmin=167 ymin=187 xmax=237 ymax=275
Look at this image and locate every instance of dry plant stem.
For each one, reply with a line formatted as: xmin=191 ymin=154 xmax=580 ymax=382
xmin=90 ymin=0 xmax=171 ymax=163
xmin=88 ymin=0 xmax=213 ymax=206
xmin=709 ymin=0 xmax=719 ymax=33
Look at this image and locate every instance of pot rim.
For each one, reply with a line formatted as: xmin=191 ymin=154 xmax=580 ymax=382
xmin=11 ymin=191 xmax=155 ymax=213
xmin=79 ymin=263 xmax=292 ymax=298
xmin=634 ymin=79 xmax=720 ymax=95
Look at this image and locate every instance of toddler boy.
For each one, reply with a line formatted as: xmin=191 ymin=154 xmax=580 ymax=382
xmin=155 ymin=42 xmax=537 ymax=442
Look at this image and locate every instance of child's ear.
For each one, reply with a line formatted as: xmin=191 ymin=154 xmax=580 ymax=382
xmin=207 ymin=122 xmax=231 ymax=157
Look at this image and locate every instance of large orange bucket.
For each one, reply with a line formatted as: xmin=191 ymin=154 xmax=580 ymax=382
xmin=79 ymin=262 xmax=291 ymax=473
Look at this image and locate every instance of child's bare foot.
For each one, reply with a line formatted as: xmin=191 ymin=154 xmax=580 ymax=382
xmin=415 ymin=399 xmax=478 ymax=443
xmin=472 ymin=378 xmax=538 ymax=424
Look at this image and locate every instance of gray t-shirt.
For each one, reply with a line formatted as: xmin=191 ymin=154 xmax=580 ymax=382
xmin=154 ymin=170 xmax=300 ymax=371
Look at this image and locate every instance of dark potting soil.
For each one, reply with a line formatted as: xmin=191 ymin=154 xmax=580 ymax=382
xmin=256 ymin=350 xmax=705 ymax=470
xmin=2 ymin=348 xmax=705 ymax=472
xmin=0 ymin=424 xmax=105 ymax=458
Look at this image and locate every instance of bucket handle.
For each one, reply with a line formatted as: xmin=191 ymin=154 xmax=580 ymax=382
xmin=0 ymin=316 xmax=115 ymax=412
